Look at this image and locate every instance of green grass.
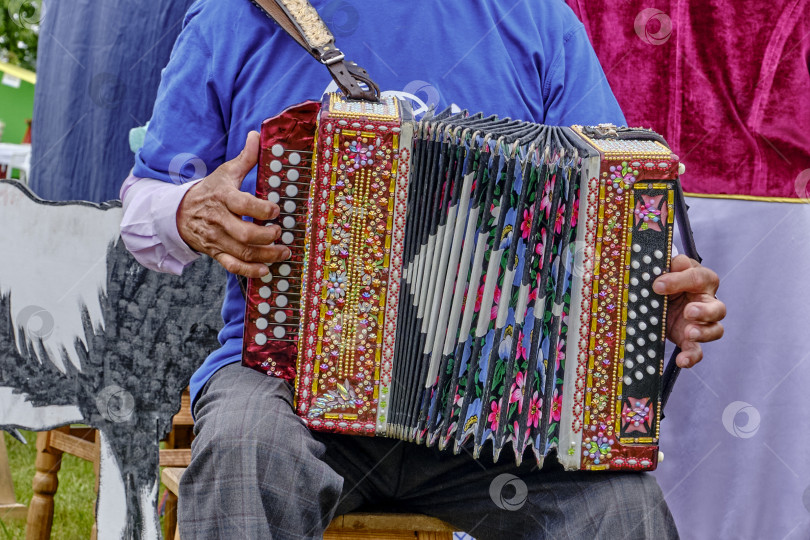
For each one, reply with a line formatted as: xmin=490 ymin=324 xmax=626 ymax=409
xmin=1 ymin=430 xmax=97 ymax=540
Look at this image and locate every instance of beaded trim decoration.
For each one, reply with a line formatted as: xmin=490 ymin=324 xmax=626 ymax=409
xmin=578 ymin=154 xmax=678 ymax=470
xmin=571 ymin=172 xmax=599 ymax=435
xmin=375 ymin=136 xmax=413 ymax=434
xmin=296 ymin=93 xmax=407 ymax=434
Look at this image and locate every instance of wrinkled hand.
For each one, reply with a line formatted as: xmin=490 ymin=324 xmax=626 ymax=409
xmin=652 ymin=255 xmax=726 ymax=368
xmin=177 ymin=131 xmax=290 ymax=278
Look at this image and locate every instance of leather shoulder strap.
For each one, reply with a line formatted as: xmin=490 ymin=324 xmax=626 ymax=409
xmin=250 ymin=0 xmax=380 ymax=101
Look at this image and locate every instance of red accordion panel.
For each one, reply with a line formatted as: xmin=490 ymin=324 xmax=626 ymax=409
xmin=242 ymin=100 xmax=320 ymax=381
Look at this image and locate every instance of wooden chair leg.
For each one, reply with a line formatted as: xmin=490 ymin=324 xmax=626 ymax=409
xmin=0 ymin=434 xmax=27 ymax=521
xmin=90 ymin=431 xmax=100 ymax=540
xmin=25 ymin=428 xmax=66 ymax=540
xmin=164 ymin=489 xmax=178 ymax=540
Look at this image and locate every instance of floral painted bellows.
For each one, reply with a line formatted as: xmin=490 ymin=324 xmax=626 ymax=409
xmin=242 ymin=93 xmax=687 ymax=471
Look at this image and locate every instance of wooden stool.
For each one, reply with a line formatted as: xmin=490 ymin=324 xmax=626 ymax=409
xmin=161 ymin=467 xmax=455 ymax=540
xmin=25 ymin=390 xmax=196 ymax=540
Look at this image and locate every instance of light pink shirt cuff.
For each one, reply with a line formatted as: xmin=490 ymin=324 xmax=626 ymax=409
xmin=119 ymin=174 xmax=202 ymax=275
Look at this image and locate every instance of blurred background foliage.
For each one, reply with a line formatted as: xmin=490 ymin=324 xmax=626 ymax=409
xmin=0 ymin=0 xmax=42 ymax=71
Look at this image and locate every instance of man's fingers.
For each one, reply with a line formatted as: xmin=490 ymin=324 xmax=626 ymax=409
xmin=684 ymin=322 xmax=724 ymax=343
xmin=225 ymin=189 xmax=279 ymax=221
xmin=213 ymin=234 xmax=291 ymax=265
xmin=227 ymin=220 xmax=282 ymax=246
xmin=683 ymin=297 xmax=726 ymax=323
xmin=653 ymin=264 xmax=719 ymax=295
xmin=676 ymin=340 xmax=703 ymax=368
xmin=222 ymin=131 xmax=261 ymax=186
xmin=213 ymin=253 xmax=271 ymax=279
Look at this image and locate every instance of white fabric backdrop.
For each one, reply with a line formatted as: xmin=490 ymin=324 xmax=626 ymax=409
xmin=654 ymin=196 xmax=810 ymax=540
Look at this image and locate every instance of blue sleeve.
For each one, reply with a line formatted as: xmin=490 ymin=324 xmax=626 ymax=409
xmin=132 ymin=8 xmax=228 ymax=185
xmin=542 ymin=24 xmax=627 ymax=127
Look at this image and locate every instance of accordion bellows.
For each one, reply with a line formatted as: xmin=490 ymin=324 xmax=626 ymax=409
xmin=243 ymin=94 xmax=680 ymax=471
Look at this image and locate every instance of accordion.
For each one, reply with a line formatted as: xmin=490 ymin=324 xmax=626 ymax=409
xmin=242 ymin=93 xmax=685 ymax=471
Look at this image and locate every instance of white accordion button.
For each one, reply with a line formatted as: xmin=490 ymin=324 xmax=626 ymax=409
xmin=288 ymin=152 xmax=301 ymax=165
xmin=631 ymin=260 xmax=640 ymax=269
xmin=643 ymin=255 xmax=652 ymax=264
xmin=281 ymin=232 xmax=294 ymax=244
xmin=635 ymin=371 xmax=643 ymax=380
xmin=270 ymin=160 xmax=282 ymax=173
xmin=637 ymin=337 xmax=646 ymax=346
xmin=258 ymin=302 xmax=270 ymax=315
xmin=288 ymin=169 xmax=300 ymax=182
xmin=650 ymin=316 xmax=659 ymax=325
xmin=269 ymin=175 xmax=281 ymax=188
xmin=651 ymin=300 xmax=660 ymax=309
xmin=625 ymin=359 xmax=634 ymax=369
xmin=648 ymin=349 xmax=657 ymax=358
xmin=636 ymin=354 xmax=645 ymax=363
xmin=259 ymin=286 xmax=271 ymax=299
xmin=631 ymin=277 xmax=639 ymax=286
xmin=626 ymin=343 xmax=635 ymax=352
xmin=632 ymin=244 xmax=641 ymax=253
xmin=268 ymin=192 xmax=280 ymax=203
xmin=273 ymin=326 xmax=286 ymax=339
xmin=286 ymin=185 xmax=299 ymax=197
xmin=283 ymin=216 xmax=296 ymax=229
xmin=639 ymin=321 xmax=648 ymax=331
xmin=277 ymin=279 xmax=290 ymax=292
xmin=653 ymin=266 xmax=662 ymax=275
xmin=649 ymin=333 xmax=658 ymax=341
xmin=642 ymin=272 xmax=651 ymax=281
xmin=639 ymin=305 xmax=648 ymax=314
xmin=627 ymin=327 xmax=636 ymax=336
xmin=255 ymin=333 xmax=267 ymax=346
xmin=628 ymin=310 xmax=637 ymax=319
xmin=261 ymin=271 xmax=273 ymax=284
xmin=654 ymin=250 xmax=663 ymax=259
xmin=624 ymin=376 xmax=633 ymax=385
xmin=274 ymin=311 xmax=287 ymax=323
xmin=271 ymin=144 xmax=284 ymax=157
xmin=276 ymin=295 xmax=288 ymax=308
xmin=279 ymin=264 xmax=291 ymax=276
xmin=256 ymin=317 xmax=268 ymax=330
xmin=629 ymin=293 xmax=638 ymax=302
xmin=284 ymin=201 xmax=296 ymax=213
xmin=647 ymin=365 xmax=657 ymax=375
xmin=641 ymin=288 xmax=649 ymax=297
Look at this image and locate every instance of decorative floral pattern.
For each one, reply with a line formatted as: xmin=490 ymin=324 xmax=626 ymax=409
xmin=634 ymin=194 xmax=668 ymax=232
xmin=622 ymin=397 xmax=652 ymax=434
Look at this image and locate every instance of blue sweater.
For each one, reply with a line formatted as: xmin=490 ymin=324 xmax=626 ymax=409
xmin=133 ymin=0 xmax=626 ymax=408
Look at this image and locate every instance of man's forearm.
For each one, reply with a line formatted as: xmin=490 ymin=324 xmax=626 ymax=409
xmin=119 ymin=174 xmax=202 ymax=275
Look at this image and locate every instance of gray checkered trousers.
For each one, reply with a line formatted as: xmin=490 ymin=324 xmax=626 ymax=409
xmin=178 ymin=363 xmax=678 ymax=539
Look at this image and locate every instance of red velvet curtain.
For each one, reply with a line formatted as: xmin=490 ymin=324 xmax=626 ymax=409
xmin=567 ymin=0 xmax=810 ymax=198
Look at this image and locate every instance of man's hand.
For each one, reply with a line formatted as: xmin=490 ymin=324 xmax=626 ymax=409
xmin=652 ymin=255 xmax=726 ymax=368
xmin=177 ymin=131 xmax=290 ymax=278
